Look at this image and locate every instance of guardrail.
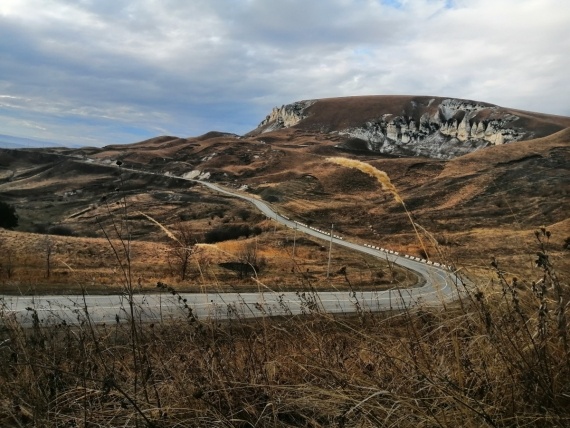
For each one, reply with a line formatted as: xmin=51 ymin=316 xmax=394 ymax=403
xmin=362 ymin=243 xmax=450 ymax=270
xmin=289 ymin=220 xmax=455 ymax=269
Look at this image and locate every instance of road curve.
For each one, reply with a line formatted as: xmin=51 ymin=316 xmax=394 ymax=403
xmin=1 ymin=170 xmax=464 ymax=327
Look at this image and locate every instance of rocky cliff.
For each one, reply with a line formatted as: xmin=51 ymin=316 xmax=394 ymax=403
xmin=251 ymin=96 xmax=569 ymax=159
xmin=338 ymin=99 xmax=529 ymax=159
xmin=254 ymin=100 xmax=316 ymax=133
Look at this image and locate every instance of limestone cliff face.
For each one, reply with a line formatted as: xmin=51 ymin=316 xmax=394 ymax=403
xmin=337 ymin=99 xmax=526 ymax=159
xmin=255 ymin=100 xmax=316 ymax=133
xmin=251 ymin=97 xmax=540 ymax=159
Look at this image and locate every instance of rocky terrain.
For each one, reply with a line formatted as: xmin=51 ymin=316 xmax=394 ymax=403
xmin=1 ymin=95 xmax=569 ymax=282
xmin=1 ymin=95 xmax=569 ymax=428
xmin=252 ymin=96 xmax=570 ymax=159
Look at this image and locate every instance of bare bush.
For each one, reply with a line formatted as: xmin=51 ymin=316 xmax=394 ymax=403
xmin=48 ymin=225 xmax=75 ymax=236
xmin=218 ymin=242 xmax=267 ymax=279
xmin=167 ymin=222 xmax=199 ymax=281
xmin=204 ymin=224 xmax=262 ymax=243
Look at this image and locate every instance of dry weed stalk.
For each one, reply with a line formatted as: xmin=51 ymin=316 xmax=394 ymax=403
xmin=327 ymin=156 xmax=429 ymax=259
xmin=326 ymin=156 xmax=402 ymax=203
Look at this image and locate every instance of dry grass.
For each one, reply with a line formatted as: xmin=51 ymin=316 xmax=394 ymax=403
xmin=0 ymin=222 xmax=415 ymax=294
xmin=326 ymin=157 xmax=403 ymax=204
xmin=0 ymin=226 xmax=568 ymax=427
xmin=0 ymin=106 xmax=568 ymax=425
xmin=0 ymin=189 xmax=570 ymax=427
xmin=0 ymin=162 xmax=568 ymax=426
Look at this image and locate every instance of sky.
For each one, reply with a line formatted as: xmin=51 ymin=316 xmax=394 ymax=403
xmin=1 ymin=0 xmax=569 ymax=147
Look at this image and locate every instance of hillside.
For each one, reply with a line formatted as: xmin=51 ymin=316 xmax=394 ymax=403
xmin=0 ymin=95 xmax=569 ymax=284
xmin=251 ymin=95 xmax=570 ymax=159
xmin=1 ymin=95 xmax=570 ymax=427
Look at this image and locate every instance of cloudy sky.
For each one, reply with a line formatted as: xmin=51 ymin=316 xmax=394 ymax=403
xmin=1 ymin=0 xmax=569 ymax=147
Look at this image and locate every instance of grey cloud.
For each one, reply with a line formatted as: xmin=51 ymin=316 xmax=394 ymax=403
xmin=228 ymin=1 xmax=402 ymax=45
xmin=0 ymin=0 xmax=569 ymax=147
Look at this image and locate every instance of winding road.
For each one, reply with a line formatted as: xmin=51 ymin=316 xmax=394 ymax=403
xmin=1 ymin=168 xmax=464 ymax=327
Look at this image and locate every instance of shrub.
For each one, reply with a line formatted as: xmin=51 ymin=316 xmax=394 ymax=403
xmin=262 ymin=194 xmax=279 ymax=203
xmin=237 ymin=208 xmax=251 ymax=221
xmin=32 ymin=223 xmax=49 ymax=234
xmin=219 ymin=261 xmax=258 ymax=278
xmin=48 ymin=225 xmax=75 ymax=236
xmin=0 ymin=200 xmax=18 ymax=229
xmin=204 ymin=224 xmax=262 ymax=243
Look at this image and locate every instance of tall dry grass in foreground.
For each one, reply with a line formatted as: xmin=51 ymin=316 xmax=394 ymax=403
xmin=0 ymin=227 xmax=568 ymax=427
xmin=326 ymin=157 xmax=403 ymax=204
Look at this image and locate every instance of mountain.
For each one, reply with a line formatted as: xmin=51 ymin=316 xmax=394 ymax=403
xmin=250 ymin=96 xmax=570 ymax=159
xmin=0 ymin=95 xmax=568 ymax=281
xmin=0 ymin=134 xmax=67 ymax=149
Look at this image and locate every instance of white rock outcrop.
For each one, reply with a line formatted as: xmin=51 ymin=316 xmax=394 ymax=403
xmin=337 ymin=99 xmax=526 ymax=159
xmin=253 ymin=97 xmax=532 ymax=159
xmin=256 ymin=100 xmax=316 ymax=133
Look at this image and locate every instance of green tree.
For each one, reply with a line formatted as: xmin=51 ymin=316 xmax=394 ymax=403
xmin=0 ymin=201 xmax=18 ymax=229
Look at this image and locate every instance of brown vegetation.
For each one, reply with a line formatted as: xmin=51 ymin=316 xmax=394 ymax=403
xmin=0 ymin=95 xmax=569 ymax=426
xmin=0 ymin=227 xmax=568 ymax=427
xmin=0 ymin=224 xmax=413 ymax=294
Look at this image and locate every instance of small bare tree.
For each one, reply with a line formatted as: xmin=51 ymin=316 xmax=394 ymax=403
xmin=44 ymin=235 xmax=55 ymax=279
xmin=237 ymin=241 xmax=266 ymax=279
xmin=0 ymin=238 xmax=14 ymax=279
xmin=168 ymin=222 xmax=198 ymax=281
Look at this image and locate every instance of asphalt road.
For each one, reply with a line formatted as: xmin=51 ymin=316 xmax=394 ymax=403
xmin=0 ymin=168 xmax=464 ymax=327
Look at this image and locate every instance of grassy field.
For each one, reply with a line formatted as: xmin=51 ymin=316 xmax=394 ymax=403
xmin=0 ymin=224 xmax=569 ymax=427
xmin=0 ymin=130 xmax=568 ymax=426
xmin=0 ymin=223 xmax=416 ymax=295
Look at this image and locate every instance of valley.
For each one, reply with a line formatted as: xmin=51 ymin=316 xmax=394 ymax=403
xmin=0 ymin=95 xmax=569 ymax=427
xmin=1 ymin=96 xmax=568 ymax=290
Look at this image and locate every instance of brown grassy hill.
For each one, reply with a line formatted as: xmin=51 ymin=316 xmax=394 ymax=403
xmin=2 ymin=96 xmax=570 ymax=428
xmin=1 ymin=96 xmax=569 ymax=428
xmin=254 ymin=95 xmax=570 ymax=135
xmin=1 ymin=96 xmax=569 ymax=287
xmin=250 ymin=95 xmax=570 ymax=160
